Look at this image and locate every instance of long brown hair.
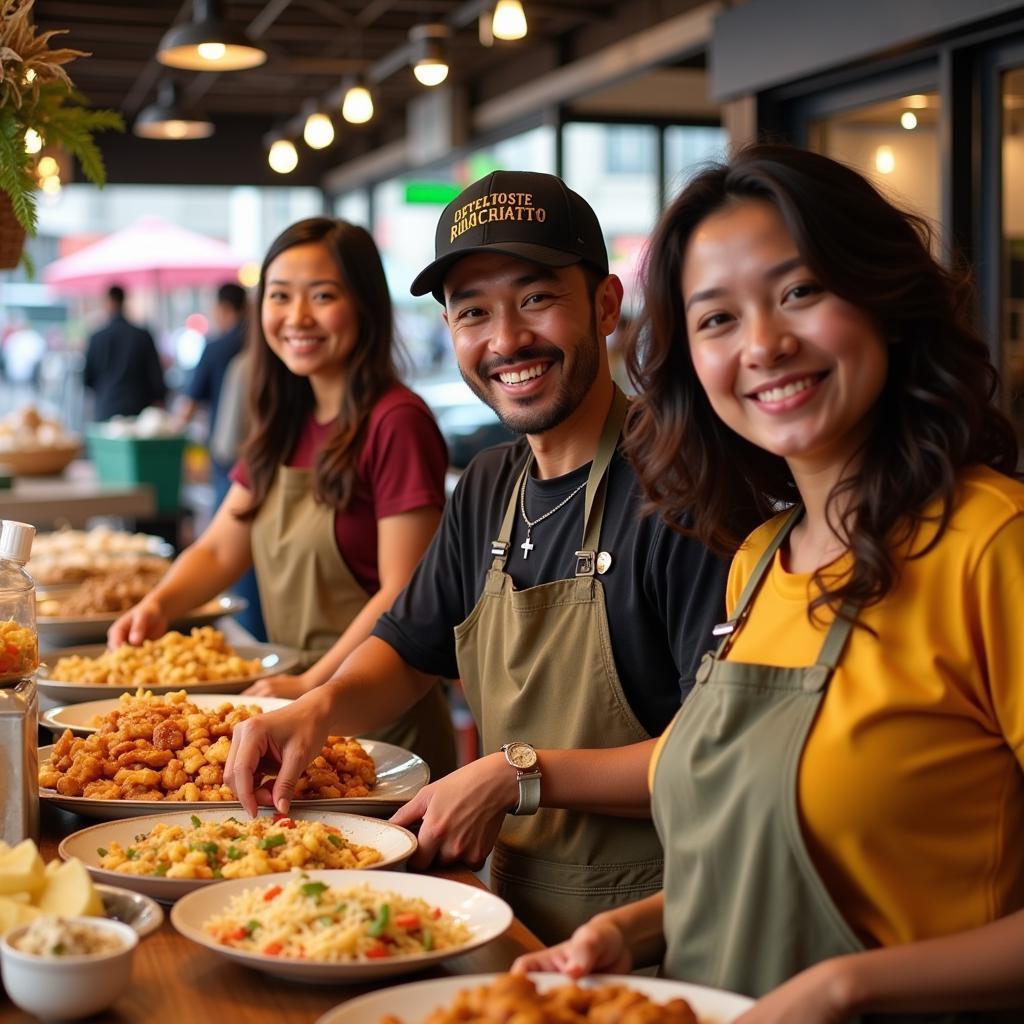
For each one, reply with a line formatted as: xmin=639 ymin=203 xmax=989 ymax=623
xmin=625 ymin=143 xmax=1018 ymax=617
xmin=240 ymin=217 xmax=399 ymax=518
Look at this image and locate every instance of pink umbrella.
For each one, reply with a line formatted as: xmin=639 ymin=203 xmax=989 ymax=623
xmin=43 ymin=215 xmax=243 ymax=294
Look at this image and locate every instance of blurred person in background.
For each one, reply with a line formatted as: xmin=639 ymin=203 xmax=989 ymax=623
xmin=110 ymin=218 xmax=457 ymax=780
xmin=176 ymin=282 xmax=249 ymax=507
xmin=180 ymin=284 xmax=266 ymax=641
xmin=83 ymin=284 xmax=167 ymax=421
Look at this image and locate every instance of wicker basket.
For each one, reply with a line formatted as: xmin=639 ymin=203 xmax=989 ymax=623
xmin=0 ymin=193 xmax=27 ymax=270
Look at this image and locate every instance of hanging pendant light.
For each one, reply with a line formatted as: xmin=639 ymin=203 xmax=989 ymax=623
xmin=341 ymin=79 xmax=374 ymax=124
xmin=492 ymin=0 xmax=527 ymax=41
xmin=410 ymin=24 xmax=450 ymax=87
xmin=157 ymin=0 xmax=267 ymax=71
xmin=134 ymin=81 xmax=215 ymax=140
xmin=267 ymin=137 xmax=299 ymax=174
xmin=302 ymin=107 xmax=335 ymax=149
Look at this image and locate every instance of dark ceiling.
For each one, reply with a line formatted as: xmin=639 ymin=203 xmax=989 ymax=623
xmin=34 ymin=0 xmax=669 ymax=189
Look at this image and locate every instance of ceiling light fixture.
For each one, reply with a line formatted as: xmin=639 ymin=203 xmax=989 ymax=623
xmin=267 ymin=137 xmax=298 ymax=174
xmin=302 ymin=108 xmax=335 ymax=149
xmin=492 ymin=0 xmax=528 ymax=41
xmin=410 ymin=24 xmax=451 ymax=87
xmin=874 ymin=145 xmax=895 ymax=175
xmin=134 ymin=81 xmax=215 ymax=140
xmin=342 ymin=79 xmax=374 ymax=124
xmin=157 ymin=0 xmax=267 ymax=71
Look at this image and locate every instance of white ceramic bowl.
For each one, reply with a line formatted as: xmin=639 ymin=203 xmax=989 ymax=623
xmin=0 ymin=916 xmax=138 ymax=1020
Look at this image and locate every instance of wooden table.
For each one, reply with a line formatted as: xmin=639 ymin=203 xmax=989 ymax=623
xmin=0 ymin=804 xmax=543 ymax=1024
xmin=0 ymin=461 xmax=156 ymax=528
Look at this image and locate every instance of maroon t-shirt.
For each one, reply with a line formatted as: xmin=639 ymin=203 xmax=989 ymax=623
xmin=231 ymin=385 xmax=447 ymax=594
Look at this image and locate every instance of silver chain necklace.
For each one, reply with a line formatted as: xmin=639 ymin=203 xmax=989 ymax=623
xmin=518 ymin=473 xmax=587 ymax=559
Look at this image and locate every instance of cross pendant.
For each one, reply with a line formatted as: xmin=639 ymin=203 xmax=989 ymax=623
xmin=521 ymin=533 xmax=534 ymax=559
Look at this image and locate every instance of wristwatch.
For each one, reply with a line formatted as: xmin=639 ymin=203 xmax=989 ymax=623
xmin=501 ymin=741 xmax=542 ymax=816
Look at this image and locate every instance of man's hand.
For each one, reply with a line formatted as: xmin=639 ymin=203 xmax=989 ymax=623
xmin=243 ymin=672 xmax=316 ymax=698
xmin=108 ymin=599 xmax=167 ymax=648
xmin=512 ymin=916 xmax=634 ymax=978
xmin=223 ymin=698 xmax=330 ymax=816
xmin=390 ymin=753 xmax=517 ymax=870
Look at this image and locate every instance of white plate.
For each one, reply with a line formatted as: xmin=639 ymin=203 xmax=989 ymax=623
xmin=60 ymin=809 xmax=418 ymax=902
xmin=38 ymin=738 xmax=428 ymax=820
xmin=35 ymin=642 xmax=300 ymax=704
xmin=40 ymin=693 xmax=294 ymax=737
xmin=316 ymin=973 xmax=754 ymax=1024
xmin=171 ymin=869 xmax=512 ymax=983
xmin=95 ymin=883 xmax=164 ymax=938
xmin=38 ymin=594 xmax=248 ymax=646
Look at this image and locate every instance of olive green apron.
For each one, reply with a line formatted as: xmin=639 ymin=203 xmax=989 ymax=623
xmin=251 ymin=464 xmax=457 ymax=780
xmin=652 ymin=508 xmax=1019 ymax=1022
xmin=453 ymin=387 xmax=663 ymax=945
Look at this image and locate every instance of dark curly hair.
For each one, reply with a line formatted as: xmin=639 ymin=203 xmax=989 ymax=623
xmin=625 ymin=143 xmax=1018 ymax=619
xmin=239 ymin=217 xmax=400 ymax=519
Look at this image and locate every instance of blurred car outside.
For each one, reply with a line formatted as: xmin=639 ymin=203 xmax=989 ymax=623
xmin=412 ymin=377 xmax=515 ymax=486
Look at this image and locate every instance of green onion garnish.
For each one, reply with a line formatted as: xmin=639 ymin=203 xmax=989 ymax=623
xmin=367 ymin=903 xmax=390 ymax=937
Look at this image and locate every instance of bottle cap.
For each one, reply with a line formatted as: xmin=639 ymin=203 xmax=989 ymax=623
xmin=0 ymin=521 xmax=35 ymax=565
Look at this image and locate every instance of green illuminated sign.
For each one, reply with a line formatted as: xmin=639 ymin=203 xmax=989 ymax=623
xmin=404 ymin=182 xmax=462 ymax=204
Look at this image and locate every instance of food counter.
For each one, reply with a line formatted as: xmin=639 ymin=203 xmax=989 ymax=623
xmin=0 ymin=462 xmax=155 ymax=528
xmin=0 ymin=803 xmax=543 ymax=1024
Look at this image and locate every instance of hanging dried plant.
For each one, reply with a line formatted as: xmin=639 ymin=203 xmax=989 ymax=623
xmin=0 ymin=0 xmax=123 ymax=262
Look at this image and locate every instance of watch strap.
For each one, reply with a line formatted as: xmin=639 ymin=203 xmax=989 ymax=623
xmin=512 ymin=769 xmax=541 ymax=815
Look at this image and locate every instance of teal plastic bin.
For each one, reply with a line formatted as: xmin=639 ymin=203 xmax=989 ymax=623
xmin=86 ymin=430 xmax=186 ymax=513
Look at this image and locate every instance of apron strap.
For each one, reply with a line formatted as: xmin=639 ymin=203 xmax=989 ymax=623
xmin=490 ymin=459 xmax=531 ymax=571
xmin=713 ymin=503 xmax=860 ymax=691
xmin=716 ymin=505 xmax=802 ymax=657
xmin=576 ymin=385 xmax=629 ymax=576
xmin=802 ymin=599 xmax=859 ymax=693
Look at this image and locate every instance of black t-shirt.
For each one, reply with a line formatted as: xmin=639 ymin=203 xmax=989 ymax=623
xmin=373 ymin=437 xmax=730 ymax=736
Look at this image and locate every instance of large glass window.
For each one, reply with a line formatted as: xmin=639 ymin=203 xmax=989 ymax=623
xmin=809 ymin=92 xmax=941 ymax=226
xmin=664 ymin=125 xmax=728 ymax=199
xmin=563 ymin=123 xmax=659 ymax=306
xmin=1002 ymin=67 xmax=1024 ymax=440
xmin=334 ymin=190 xmax=370 ymax=227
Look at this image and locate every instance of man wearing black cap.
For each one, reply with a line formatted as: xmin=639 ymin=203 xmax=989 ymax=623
xmin=225 ymin=171 xmax=727 ymax=943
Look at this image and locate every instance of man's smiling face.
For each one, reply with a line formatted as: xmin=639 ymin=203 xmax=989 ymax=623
xmin=443 ymin=253 xmax=602 ymax=436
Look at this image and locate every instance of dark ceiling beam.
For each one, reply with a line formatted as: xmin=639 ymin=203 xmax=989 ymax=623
xmin=39 ymin=2 xmax=172 ymax=21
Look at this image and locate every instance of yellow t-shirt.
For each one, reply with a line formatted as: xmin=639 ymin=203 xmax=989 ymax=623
xmin=705 ymin=465 xmax=1024 ymax=947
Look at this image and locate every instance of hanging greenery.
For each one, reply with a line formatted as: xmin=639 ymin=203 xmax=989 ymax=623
xmin=0 ymin=0 xmax=123 ymax=265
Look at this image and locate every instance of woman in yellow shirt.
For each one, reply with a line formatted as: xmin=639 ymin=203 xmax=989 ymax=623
xmin=515 ymin=145 xmax=1024 ymax=1022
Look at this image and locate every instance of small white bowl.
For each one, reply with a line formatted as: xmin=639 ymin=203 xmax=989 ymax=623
xmin=0 ymin=916 xmax=137 ymax=1020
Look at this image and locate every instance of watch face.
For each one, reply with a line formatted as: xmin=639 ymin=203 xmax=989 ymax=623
xmin=506 ymin=742 xmax=537 ymax=769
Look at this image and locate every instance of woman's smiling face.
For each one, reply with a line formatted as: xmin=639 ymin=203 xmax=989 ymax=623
xmin=261 ymin=241 xmax=359 ymax=385
xmin=682 ymin=198 xmax=888 ymax=477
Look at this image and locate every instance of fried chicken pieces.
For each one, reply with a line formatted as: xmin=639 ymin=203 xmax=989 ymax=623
xmin=382 ymin=975 xmax=699 ymax=1024
xmin=38 ymin=690 xmax=376 ymax=802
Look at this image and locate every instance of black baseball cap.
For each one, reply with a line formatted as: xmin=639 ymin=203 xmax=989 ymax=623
xmin=410 ymin=170 xmax=609 ymax=303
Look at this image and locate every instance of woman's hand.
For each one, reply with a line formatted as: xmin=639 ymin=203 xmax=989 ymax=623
xmin=243 ymin=672 xmax=316 ymax=698
xmin=735 ymin=959 xmax=855 ymax=1024
xmin=511 ymin=917 xmax=634 ymax=978
xmin=108 ymin=599 xmax=168 ymax=648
